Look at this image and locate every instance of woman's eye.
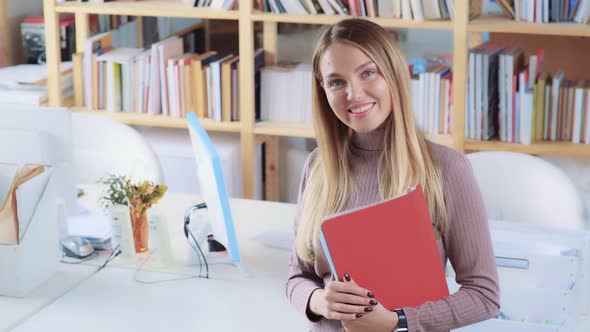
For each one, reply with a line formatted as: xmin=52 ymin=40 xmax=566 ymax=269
xmin=362 ymin=70 xmax=375 ymax=79
xmin=329 ymin=79 xmax=344 ymax=88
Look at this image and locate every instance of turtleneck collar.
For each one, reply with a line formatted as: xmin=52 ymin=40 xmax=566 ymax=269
xmin=350 ymin=127 xmax=386 ymax=151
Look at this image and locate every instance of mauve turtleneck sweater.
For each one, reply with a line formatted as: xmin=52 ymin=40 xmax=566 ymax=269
xmin=286 ymin=128 xmax=500 ymax=332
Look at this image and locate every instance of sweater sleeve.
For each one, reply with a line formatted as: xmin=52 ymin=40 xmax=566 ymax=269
xmin=402 ymin=148 xmax=500 ymax=331
xmin=285 ymin=149 xmax=325 ymax=322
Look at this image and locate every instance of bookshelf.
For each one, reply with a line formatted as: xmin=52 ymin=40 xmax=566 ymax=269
xmin=465 ymin=140 xmax=590 ymax=157
xmin=73 ymin=109 xmax=242 ymax=131
xmin=468 ymin=16 xmax=590 ymax=37
xmin=0 ymin=0 xmax=8 ymax=67
xmin=42 ymin=0 xmax=590 ymax=200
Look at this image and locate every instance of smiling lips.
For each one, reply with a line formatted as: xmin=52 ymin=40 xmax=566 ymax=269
xmin=349 ymin=102 xmax=376 ymax=118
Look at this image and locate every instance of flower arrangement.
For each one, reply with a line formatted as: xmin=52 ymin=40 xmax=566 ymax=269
xmin=99 ymin=174 xmax=168 ymax=252
xmin=99 ymin=174 xmax=168 ymax=214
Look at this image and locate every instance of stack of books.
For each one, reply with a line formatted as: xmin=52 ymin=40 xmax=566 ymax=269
xmin=79 ymin=28 xmax=264 ymax=121
xmin=411 ymin=63 xmax=453 ymax=135
xmin=467 ymin=41 xmax=590 ymax=144
xmin=260 ymin=63 xmax=313 ymax=124
xmin=256 ymin=0 xmax=460 ymax=21
xmin=495 ymin=0 xmax=590 ymax=24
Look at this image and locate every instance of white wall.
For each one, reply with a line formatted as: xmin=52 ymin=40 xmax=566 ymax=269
xmin=136 ymin=126 xmax=264 ymax=200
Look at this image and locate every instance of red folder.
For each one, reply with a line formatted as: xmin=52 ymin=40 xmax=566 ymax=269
xmin=319 ymin=184 xmax=449 ymax=310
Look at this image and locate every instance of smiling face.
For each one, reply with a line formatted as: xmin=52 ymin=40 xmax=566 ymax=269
xmin=318 ymin=42 xmax=393 ymax=134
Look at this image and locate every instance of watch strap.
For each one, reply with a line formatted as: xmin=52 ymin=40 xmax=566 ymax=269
xmin=393 ymin=308 xmax=408 ymax=332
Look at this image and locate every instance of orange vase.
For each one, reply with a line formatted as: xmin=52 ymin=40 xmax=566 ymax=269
xmin=130 ymin=209 xmax=149 ymax=253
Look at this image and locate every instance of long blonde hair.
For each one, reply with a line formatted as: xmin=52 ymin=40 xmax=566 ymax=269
xmin=296 ymin=18 xmax=448 ymax=262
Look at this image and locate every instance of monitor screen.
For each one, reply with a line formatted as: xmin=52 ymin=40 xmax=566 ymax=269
xmin=187 ymin=112 xmax=240 ymax=263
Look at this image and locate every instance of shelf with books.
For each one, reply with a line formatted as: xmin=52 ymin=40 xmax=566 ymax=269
xmin=465 ymin=140 xmax=590 ymax=157
xmin=468 ymin=16 xmax=590 ymax=37
xmin=40 ymin=0 xmax=590 ymax=200
xmin=72 ymin=108 xmax=242 ymax=132
xmin=55 ymin=1 xmax=240 ymax=19
xmin=251 ymin=13 xmax=454 ymax=30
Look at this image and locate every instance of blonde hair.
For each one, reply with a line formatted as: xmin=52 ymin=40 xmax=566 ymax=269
xmin=296 ymin=18 xmax=448 ymax=262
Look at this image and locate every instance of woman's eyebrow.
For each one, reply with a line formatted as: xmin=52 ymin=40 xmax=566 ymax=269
xmin=324 ymin=60 xmax=375 ymax=79
xmin=354 ymin=60 xmax=375 ymax=72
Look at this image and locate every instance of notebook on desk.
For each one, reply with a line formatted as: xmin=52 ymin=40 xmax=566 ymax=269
xmin=319 ymin=184 xmax=449 ymax=310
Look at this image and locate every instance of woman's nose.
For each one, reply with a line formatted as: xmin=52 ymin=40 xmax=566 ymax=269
xmin=346 ymin=81 xmax=364 ymax=101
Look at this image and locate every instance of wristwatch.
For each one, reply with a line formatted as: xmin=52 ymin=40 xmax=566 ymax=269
xmin=393 ymin=308 xmax=408 ymax=332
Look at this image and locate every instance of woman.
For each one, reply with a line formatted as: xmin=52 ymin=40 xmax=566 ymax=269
xmin=286 ymin=19 xmax=500 ymax=332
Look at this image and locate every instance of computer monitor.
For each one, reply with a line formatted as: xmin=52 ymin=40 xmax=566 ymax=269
xmin=0 ymin=105 xmax=77 ymax=232
xmin=187 ymin=112 xmax=240 ymax=263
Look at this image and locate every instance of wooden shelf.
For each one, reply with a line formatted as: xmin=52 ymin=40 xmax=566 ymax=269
xmin=465 ymin=140 xmax=590 ymax=157
xmin=55 ymin=1 xmax=239 ymax=19
xmin=468 ymin=16 xmax=590 ymax=37
xmin=254 ymin=122 xmax=455 ymax=147
xmin=426 ymin=134 xmax=455 ymax=147
xmin=72 ymin=109 xmax=242 ymax=132
xmin=254 ymin=121 xmax=315 ymax=138
xmin=251 ymin=13 xmax=454 ymax=30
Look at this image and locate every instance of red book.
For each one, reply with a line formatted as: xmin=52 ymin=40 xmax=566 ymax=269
xmin=319 ymin=184 xmax=449 ymax=310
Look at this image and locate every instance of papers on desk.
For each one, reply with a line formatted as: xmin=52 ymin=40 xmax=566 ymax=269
xmin=0 ymin=63 xmax=74 ymax=105
xmin=450 ymin=220 xmax=590 ymax=332
xmin=0 ymin=63 xmax=72 ymax=85
xmin=66 ymin=203 xmax=111 ymax=240
xmin=0 ymin=164 xmax=53 ymax=245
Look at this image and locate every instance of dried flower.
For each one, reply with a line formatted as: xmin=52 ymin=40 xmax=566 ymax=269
xmin=98 ymin=174 xmax=167 ymax=215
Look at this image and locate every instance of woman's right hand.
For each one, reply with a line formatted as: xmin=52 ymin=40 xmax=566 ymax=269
xmin=309 ymin=273 xmax=378 ymax=321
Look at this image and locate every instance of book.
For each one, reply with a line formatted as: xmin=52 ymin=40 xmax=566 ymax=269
xmin=319 ymin=184 xmax=449 ymax=310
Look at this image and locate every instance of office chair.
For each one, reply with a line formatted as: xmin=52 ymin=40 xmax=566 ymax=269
xmin=71 ymin=113 xmax=164 ymax=184
xmin=466 ymin=151 xmax=585 ymax=230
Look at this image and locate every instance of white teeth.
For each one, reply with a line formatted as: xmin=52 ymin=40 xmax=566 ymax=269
xmin=350 ymin=103 xmax=373 ymax=114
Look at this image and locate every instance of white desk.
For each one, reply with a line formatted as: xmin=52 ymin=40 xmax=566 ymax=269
xmin=4 ymin=186 xmax=589 ymax=332
xmin=8 ymin=186 xmax=309 ymax=332
xmin=0 ymin=264 xmax=98 ymax=332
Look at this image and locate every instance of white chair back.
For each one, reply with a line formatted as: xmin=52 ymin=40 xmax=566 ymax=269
xmin=71 ymin=113 xmax=164 ymax=184
xmin=466 ymin=151 xmax=585 ymax=230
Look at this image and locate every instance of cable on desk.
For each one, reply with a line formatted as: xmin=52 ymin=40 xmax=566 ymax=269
xmin=97 ymin=245 xmax=122 ymax=272
xmin=133 ymin=249 xmax=202 ymax=284
xmin=184 ymin=202 xmax=209 ymax=279
xmin=132 ymin=203 xmax=211 ymax=284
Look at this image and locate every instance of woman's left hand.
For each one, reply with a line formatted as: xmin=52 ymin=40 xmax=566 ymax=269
xmin=340 ymin=278 xmax=398 ymax=332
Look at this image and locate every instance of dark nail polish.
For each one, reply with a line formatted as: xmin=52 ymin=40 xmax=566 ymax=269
xmin=364 ymin=307 xmax=373 ymax=312
xmin=344 ymin=273 xmax=351 ymax=282
xmin=367 ymin=292 xmax=374 ymax=298
xmin=355 ymin=313 xmax=363 ymax=318
xmin=370 ymin=299 xmax=378 ymax=305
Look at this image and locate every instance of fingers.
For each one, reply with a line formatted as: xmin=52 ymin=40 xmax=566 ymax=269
xmin=329 ymin=277 xmax=374 ymax=300
xmin=321 ymin=273 xmax=378 ymax=321
xmin=325 ymin=290 xmax=373 ymax=306
xmin=325 ymin=311 xmax=362 ymax=321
